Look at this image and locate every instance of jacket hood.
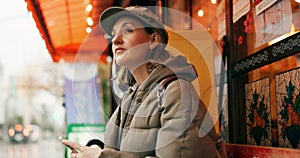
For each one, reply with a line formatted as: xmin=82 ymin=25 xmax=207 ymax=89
xmin=141 ymin=55 xmax=197 ymax=89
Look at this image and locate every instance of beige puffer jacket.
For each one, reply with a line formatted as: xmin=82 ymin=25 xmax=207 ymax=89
xmin=100 ymin=55 xmax=220 ymax=158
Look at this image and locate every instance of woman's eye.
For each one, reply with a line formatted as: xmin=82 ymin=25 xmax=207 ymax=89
xmin=123 ymin=28 xmax=133 ymax=34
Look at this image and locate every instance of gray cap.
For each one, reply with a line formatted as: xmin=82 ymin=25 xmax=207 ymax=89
xmin=99 ymin=6 xmax=168 ymax=45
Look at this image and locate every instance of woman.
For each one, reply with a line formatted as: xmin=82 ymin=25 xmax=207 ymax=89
xmin=62 ymin=6 xmax=222 ymax=158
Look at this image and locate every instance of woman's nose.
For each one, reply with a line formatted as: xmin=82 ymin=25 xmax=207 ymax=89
xmin=112 ymin=33 xmax=123 ymax=45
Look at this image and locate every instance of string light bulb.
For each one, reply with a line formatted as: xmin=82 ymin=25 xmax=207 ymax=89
xmin=86 ymin=27 xmax=92 ymax=34
xmin=197 ymin=9 xmax=204 ymax=17
xmin=86 ymin=17 xmax=93 ymax=26
xmin=86 ymin=4 xmax=93 ymax=12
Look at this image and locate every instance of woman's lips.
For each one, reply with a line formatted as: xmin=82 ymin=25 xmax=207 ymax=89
xmin=115 ymin=48 xmax=126 ymax=53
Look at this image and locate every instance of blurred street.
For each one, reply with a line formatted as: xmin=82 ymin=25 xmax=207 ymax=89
xmin=0 ymin=137 xmax=65 ymax=158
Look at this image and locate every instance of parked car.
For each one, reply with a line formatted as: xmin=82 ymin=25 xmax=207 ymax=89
xmin=8 ymin=124 xmax=29 ymax=143
xmin=26 ymin=124 xmax=41 ymax=143
xmin=8 ymin=124 xmax=41 ymax=143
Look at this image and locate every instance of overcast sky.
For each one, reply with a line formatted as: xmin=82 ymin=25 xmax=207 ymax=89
xmin=0 ymin=0 xmax=52 ymax=80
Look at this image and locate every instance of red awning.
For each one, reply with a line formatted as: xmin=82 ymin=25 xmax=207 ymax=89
xmin=25 ymin=0 xmax=114 ymax=62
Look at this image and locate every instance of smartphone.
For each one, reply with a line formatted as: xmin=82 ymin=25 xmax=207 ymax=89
xmin=58 ymin=135 xmax=78 ymax=153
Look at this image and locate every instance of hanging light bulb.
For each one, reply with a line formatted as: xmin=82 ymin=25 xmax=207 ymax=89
xmin=295 ymin=0 xmax=300 ymax=3
xmin=211 ymin=0 xmax=217 ymax=4
xmin=86 ymin=17 xmax=93 ymax=26
xmin=198 ymin=9 xmax=204 ymax=17
xmin=86 ymin=27 xmax=92 ymax=34
xmin=86 ymin=4 xmax=93 ymax=12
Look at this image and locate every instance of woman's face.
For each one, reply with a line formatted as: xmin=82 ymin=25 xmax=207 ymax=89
xmin=111 ymin=17 xmax=153 ymax=69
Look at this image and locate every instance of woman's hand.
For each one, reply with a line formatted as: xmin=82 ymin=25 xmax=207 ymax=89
xmin=61 ymin=139 xmax=102 ymax=158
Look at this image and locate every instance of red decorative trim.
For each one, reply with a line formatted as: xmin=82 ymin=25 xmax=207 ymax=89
xmin=226 ymin=143 xmax=300 ymax=157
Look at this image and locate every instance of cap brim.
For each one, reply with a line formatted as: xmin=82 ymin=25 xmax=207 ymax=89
xmin=99 ymin=6 xmax=168 ymax=45
xmin=99 ymin=7 xmax=135 ymax=37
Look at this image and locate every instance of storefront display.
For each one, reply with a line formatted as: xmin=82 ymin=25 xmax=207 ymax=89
xmin=227 ymin=0 xmax=300 ymax=149
xmin=275 ymin=67 xmax=300 ymax=148
xmin=245 ymin=77 xmax=272 ymax=146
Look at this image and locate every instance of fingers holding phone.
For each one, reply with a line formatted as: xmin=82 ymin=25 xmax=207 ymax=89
xmin=58 ymin=136 xmax=79 ymax=153
xmin=59 ymin=136 xmax=102 ymax=158
xmin=62 ymin=140 xmax=86 ymax=152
